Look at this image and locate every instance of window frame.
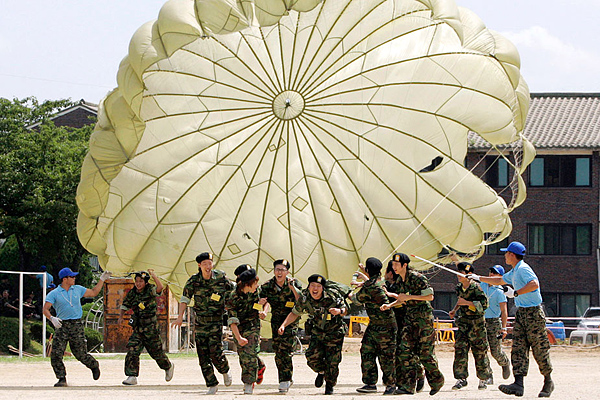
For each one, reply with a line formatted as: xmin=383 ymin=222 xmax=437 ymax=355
xmin=528 ymin=223 xmax=592 ymax=255
xmin=528 ymin=155 xmax=591 ymax=188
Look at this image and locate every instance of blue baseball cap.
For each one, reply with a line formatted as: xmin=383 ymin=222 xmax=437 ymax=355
xmin=489 ymin=265 xmax=505 ymax=275
xmin=40 ymin=265 xmax=47 ymax=271
xmin=500 ymin=241 xmax=526 ymax=256
xmin=58 ymin=267 xmax=79 ymax=280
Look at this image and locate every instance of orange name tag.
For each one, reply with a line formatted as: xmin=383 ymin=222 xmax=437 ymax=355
xmin=210 ymin=293 xmax=221 ymax=301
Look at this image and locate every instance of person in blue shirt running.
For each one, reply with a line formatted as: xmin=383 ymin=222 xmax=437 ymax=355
xmin=468 ymin=242 xmax=554 ymax=398
xmin=479 ymin=265 xmax=510 ymax=384
xmin=43 ymin=267 xmax=111 ymax=387
xmin=34 ymin=265 xmax=54 ymax=289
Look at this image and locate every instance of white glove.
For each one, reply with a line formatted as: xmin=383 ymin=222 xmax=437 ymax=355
xmin=50 ymin=316 xmax=63 ymax=329
xmin=503 ymin=286 xmax=515 ymax=298
xmin=466 ymin=273 xmax=480 ymax=282
xmin=99 ymin=271 xmax=112 ymax=281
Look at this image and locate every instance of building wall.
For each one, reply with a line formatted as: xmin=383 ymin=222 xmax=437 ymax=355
xmin=53 ymin=108 xmax=96 ymax=128
xmin=430 ymin=151 xmax=600 ymax=312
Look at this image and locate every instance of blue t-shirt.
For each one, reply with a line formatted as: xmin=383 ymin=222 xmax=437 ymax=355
xmin=36 ymin=272 xmax=54 ymax=289
xmin=45 ymin=284 xmax=87 ymax=320
xmin=480 ymin=282 xmax=507 ymax=319
xmin=502 ymin=260 xmax=543 ymax=308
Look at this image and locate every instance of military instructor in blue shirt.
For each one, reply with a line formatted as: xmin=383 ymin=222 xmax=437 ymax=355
xmin=43 ymin=267 xmax=111 ymax=387
xmin=468 ymin=241 xmax=554 ymax=398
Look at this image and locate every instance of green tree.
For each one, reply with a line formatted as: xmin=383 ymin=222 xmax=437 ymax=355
xmin=0 ymin=97 xmax=94 ymax=286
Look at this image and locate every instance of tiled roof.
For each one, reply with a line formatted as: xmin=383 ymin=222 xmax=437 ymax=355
xmin=469 ymin=93 xmax=600 ymax=150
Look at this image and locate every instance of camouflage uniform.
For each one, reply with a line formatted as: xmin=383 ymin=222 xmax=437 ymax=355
xmin=512 ymin=306 xmax=552 ymax=376
xmin=225 ymin=288 xmax=266 ymax=384
xmin=453 ymin=282 xmax=492 ymax=380
xmin=51 ymin=319 xmax=99 ymax=378
xmin=260 ymin=276 xmax=302 ymax=382
xmin=351 ymin=276 xmax=397 ymax=386
xmin=292 ymin=286 xmax=347 ymax=386
xmin=394 ymin=270 xmax=444 ymax=393
xmin=181 ymin=270 xmax=234 ymax=387
xmin=121 ymin=283 xmax=172 ymax=377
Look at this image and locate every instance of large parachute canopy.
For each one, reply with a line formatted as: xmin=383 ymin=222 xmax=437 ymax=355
xmin=77 ymin=0 xmax=534 ymax=297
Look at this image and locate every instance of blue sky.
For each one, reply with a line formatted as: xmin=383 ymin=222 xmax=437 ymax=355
xmin=1 ymin=0 xmax=598 ymax=103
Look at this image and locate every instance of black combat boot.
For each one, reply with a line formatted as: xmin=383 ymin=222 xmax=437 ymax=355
xmin=416 ymin=376 xmax=425 ymax=392
xmin=325 ymin=382 xmax=334 ymax=395
xmin=315 ymin=372 xmax=325 ymax=387
xmin=538 ymin=375 xmax=554 ymax=398
xmin=499 ymin=374 xmax=524 ymax=397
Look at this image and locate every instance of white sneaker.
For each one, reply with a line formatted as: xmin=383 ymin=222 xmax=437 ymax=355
xmin=122 ymin=376 xmax=138 ymax=385
xmin=165 ymin=363 xmax=175 ymax=382
xmin=279 ymin=380 xmax=293 ymax=393
xmin=223 ymin=371 xmax=232 ymax=386
xmin=244 ymin=383 xmax=254 ymax=394
xmin=207 ymin=385 xmax=218 ymax=395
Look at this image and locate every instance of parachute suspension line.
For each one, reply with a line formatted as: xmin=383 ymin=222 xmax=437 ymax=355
xmin=383 ymin=146 xmax=496 ymax=261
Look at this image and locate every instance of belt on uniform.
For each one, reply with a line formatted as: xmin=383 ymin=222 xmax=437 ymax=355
xmin=196 ymin=315 xmax=223 ymax=323
xmin=62 ymin=319 xmax=81 ymax=323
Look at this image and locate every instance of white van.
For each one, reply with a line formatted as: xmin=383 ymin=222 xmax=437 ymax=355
xmin=569 ymin=330 xmax=600 ymax=346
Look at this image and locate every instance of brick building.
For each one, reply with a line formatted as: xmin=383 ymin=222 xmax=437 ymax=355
xmin=431 ymin=93 xmax=600 ymax=318
xmin=28 ymin=99 xmax=98 ymax=129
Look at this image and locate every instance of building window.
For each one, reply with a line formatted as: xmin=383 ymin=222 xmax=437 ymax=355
xmin=431 ymin=292 xmax=456 ymax=313
xmin=485 ymin=156 xmax=510 ymax=187
xmin=486 ymin=237 xmax=509 ymax=255
xmin=529 ymin=224 xmax=592 ymax=255
xmin=529 ymin=156 xmax=591 ymax=187
xmin=559 ymin=294 xmax=590 ymax=317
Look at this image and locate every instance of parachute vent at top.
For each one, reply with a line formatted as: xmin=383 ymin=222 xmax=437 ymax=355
xmin=76 ymin=0 xmax=534 ymax=298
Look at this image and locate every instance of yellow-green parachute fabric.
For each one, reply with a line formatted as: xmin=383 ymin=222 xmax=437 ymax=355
xmin=76 ymin=0 xmax=533 ymax=298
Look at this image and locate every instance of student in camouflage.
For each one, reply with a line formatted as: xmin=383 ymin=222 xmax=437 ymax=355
xmin=381 ymin=253 xmax=444 ymax=395
xmin=480 ymin=265 xmax=511 ymax=383
xmin=383 ymin=262 xmax=426 ymax=393
xmin=470 ymin=242 xmax=554 ymax=397
xmin=226 ymin=264 xmax=267 ymax=395
xmin=172 ymin=252 xmax=234 ymax=394
xmin=448 ymin=262 xmax=492 ymax=391
xmin=350 ymin=257 xmax=397 ymax=395
xmin=119 ymin=270 xmax=174 ymax=385
xmin=43 ymin=267 xmax=111 ymax=387
xmin=278 ymin=274 xmax=347 ymax=395
xmin=259 ymin=259 xmax=302 ymax=393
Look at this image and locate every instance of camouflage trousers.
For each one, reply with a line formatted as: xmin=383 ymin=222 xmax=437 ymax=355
xmin=50 ymin=319 xmax=99 ymax=379
xmin=512 ymin=306 xmax=553 ymax=377
xmin=195 ymin=321 xmax=230 ymax=387
xmin=236 ymin=323 xmax=265 ymax=384
xmin=305 ymin=328 xmax=345 ymax=386
xmin=271 ymin=319 xmax=297 ymax=382
xmin=125 ymin=322 xmax=171 ymax=377
xmin=360 ymin=323 xmax=396 ymax=386
xmin=453 ymin=316 xmax=491 ymax=380
xmin=485 ymin=317 xmax=509 ymax=368
xmin=396 ymin=312 xmax=444 ymax=393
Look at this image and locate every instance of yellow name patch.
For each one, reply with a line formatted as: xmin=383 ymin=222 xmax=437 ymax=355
xmin=285 ymin=301 xmax=295 ymax=308
xmin=138 ymin=303 xmax=145 ymax=310
xmin=253 ymin=303 xmax=263 ymax=311
xmin=326 ymin=314 xmax=331 ymax=320
xmin=210 ymin=293 xmax=221 ymax=301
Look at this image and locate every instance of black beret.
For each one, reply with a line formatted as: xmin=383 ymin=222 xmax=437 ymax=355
xmin=237 ymin=268 xmax=257 ymax=283
xmin=234 ymin=264 xmax=252 ymax=276
xmin=307 ymin=274 xmax=326 ymax=285
xmin=457 ymin=262 xmax=474 ymax=274
xmin=392 ymin=253 xmax=410 ymax=264
xmin=365 ymin=257 xmax=383 ymax=275
xmin=196 ymin=252 xmax=213 ymax=264
xmin=134 ymin=271 xmax=150 ymax=282
xmin=273 ymin=259 xmax=290 ymax=269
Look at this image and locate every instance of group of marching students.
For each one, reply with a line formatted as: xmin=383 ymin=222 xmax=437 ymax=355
xmin=44 ymin=241 xmax=554 ymax=397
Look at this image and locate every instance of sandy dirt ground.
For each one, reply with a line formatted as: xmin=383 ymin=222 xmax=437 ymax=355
xmin=1 ymin=341 xmax=598 ymax=399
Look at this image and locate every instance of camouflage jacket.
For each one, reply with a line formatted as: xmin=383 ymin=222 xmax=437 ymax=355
xmin=260 ymin=276 xmax=302 ymax=322
xmin=393 ymin=270 xmax=434 ymax=314
xmin=181 ymin=270 xmax=234 ymax=319
xmin=121 ymin=284 xmax=158 ymax=317
xmin=350 ymin=276 xmax=395 ymax=325
xmin=455 ymin=282 xmax=488 ymax=319
xmin=292 ymin=287 xmax=346 ymax=333
xmin=225 ymin=287 xmax=263 ymax=330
